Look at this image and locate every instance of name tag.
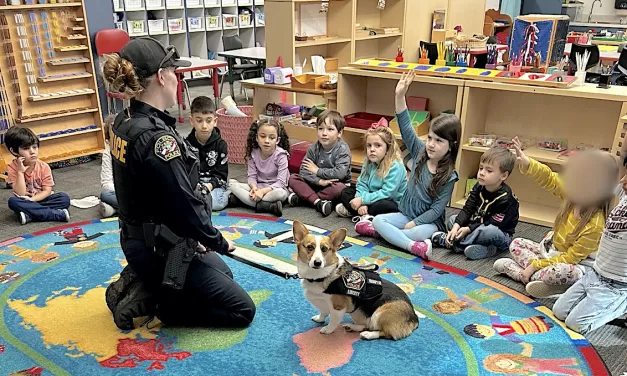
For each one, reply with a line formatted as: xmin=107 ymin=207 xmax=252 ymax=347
xmin=110 ymin=133 xmax=128 ymax=164
xmin=368 ymin=279 xmax=382 ymax=285
xmin=346 ymin=289 xmax=360 ymax=297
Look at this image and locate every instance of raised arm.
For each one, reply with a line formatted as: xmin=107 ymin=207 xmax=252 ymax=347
xmin=513 ymin=137 xmax=564 ymax=199
xmin=395 ymin=71 xmax=425 ymax=158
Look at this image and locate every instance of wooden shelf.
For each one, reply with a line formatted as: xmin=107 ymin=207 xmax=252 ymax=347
xmin=455 ymin=198 xmax=557 ymax=228
xmin=63 ymin=35 xmax=87 ymax=40
xmin=295 ymin=37 xmax=352 ymax=47
xmin=37 ymin=73 xmax=92 ymax=83
xmin=464 ymin=80 xmax=627 ymax=102
xmin=462 ymin=145 xmax=566 ymax=165
xmin=47 ymin=58 xmax=90 ymax=66
xmin=16 ymin=108 xmax=98 ymax=124
xmin=0 ymin=2 xmax=82 ymax=10
xmin=40 ymin=128 xmax=101 ymax=142
xmin=54 ymin=46 xmax=88 ymax=52
xmin=68 ymin=26 xmax=85 ymax=31
xmin=41 ymin=148 xmax=103 ymax=164
xmin=242 ymin=77 xmax=338 ymax=96
xmin=355 ymin=32 xmax=403 ymax=41
xmin=28 ymin=89 xmax=95 ymax=102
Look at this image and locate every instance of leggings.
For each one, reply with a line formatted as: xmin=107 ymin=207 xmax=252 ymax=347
xmin=507 ymin=238 xmax=584 ymax=285
xmin=288 ymin=174 xmax=346 ymax=206
xmin=372 ymin=212 xmax=438 ymax=251
xmin=338 ymin=186 xmax=399 ymax=216
xmin=229 ymin=180 xmax=288 ymax=208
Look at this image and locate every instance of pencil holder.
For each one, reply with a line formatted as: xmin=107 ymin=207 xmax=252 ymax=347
xmin=574 ymin=71 xmax=586 ymax=86
xmin=446 ymin=61 xmax=456 ymax=67
xmin=435 ymin=59 xmax=446 ymax=66
xmin=456 ymin=62 xmax=468 ymax=67
xmin=418 ymin=58 xmax=430 ymax=65
xmin=509 ymin=64 xmax=521 ymax=73
xmin=395 ymin=56 xmax=403 ymax=62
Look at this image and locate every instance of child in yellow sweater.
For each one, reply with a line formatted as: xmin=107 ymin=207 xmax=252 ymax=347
xmin=494 ymin=137 xmax=617 ymax=298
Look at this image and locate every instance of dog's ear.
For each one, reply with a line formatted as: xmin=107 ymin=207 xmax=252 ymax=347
xmin=328 ymin=228 xmax=347 ymax=251
xmin=292 ymin=220 xmax=309 ymax=243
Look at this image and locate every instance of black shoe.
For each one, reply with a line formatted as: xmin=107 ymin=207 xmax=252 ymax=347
xmin=105 ymin=265 xmax=136 ymax=313
xmin=431 ymin=231 xmax=447 ymax=248
xmin=113 ymin=278 xmax=157 ymax=331
xmin=288 ymin=192 xmax=300 ymax=206
xmin=229 ymin=193 xmax=242 ymax=207
xmin=256 ymin=201 xmax=283 ymax=217
xmin=316 ymin=200 xmax=332 ymax=217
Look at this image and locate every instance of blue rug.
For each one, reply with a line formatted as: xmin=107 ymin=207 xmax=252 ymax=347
xmin=0 ymin=214 xmax=608 ymax=376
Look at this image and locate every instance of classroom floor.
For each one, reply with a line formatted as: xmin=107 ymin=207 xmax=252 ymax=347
xmin=0 ymin=84 xmax=625 ymax=375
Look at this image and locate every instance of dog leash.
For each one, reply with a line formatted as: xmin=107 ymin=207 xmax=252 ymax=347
xmin=223 ymin=252 xmax=300 ymax=280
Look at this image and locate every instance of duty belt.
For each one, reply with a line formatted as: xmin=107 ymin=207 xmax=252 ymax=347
xmin=120 ymin=220 xmax=181 ymax=248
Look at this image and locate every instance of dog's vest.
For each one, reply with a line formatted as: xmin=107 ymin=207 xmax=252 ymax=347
xmin=324 ymin=264 xmax=384 ymax=302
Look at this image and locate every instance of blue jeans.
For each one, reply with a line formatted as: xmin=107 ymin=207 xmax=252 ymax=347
xmin=553 ymin=268 xmax=627 ymax=335
xmin=372 ymin=212 xmax=438 ymax=251
xmin=8 ymin=192 xmax=70 ymax=222
xmin=447 ymin=215 xmax=512 ymax=252
xmin=100 ymin=190 xmax=119 ymax=210
xmin=211 ymin=188 xmax=230 ymax=211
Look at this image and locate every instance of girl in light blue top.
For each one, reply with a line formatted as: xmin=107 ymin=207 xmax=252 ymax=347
xmin=373 ymin=71 xmax=461 ymax=260
xmin=336 ymin=123 xmax=407 ymax=235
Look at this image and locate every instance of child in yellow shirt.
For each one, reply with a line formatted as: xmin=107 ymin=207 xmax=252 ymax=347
xmin=494 ymin=137 xmax=617 ymax=298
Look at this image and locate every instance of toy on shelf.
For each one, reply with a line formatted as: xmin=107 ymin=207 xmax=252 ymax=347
xmin=436 ymin=42 xmax=446 ymax=66
xmin=396 ymin=46 xmax=403 ymax=62
xmin=486 ymin=44 xmax=497 ymax=70
xmin=537 ymin=138 xmax=568 ymax=152
xmin=496 ymin=136 xmax=531 ymax=150
xmin=418 ymin=46 xmax=429 ymax=65
xmin=468 ymin=133 xmax=497 ymax=147
xmin=510 ymin=15 xmax=569 ymax=74
xmin=456 ymin=47 xmax=469 ymax=67
xmin=445 ymin=45 xmax=456 ymax=67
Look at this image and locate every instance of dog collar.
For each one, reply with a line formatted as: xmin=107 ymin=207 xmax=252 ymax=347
xmin=305 ymin=277 xmax=327 ymax=283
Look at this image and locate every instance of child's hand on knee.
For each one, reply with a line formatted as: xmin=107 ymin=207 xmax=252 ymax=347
xmin=404 ymin=221 xmax=416 ymax=230
xmin=446 ymin=224 xmax=460 ymax=247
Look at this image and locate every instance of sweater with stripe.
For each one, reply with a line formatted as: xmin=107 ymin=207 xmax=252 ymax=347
xmin=594 ymin=190 xmax=627 ymax=282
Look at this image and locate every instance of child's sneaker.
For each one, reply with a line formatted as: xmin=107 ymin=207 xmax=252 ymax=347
xmin=409 ymin=240 xmax=432 ymax=260
xmin=228 ymin=193 xmax=242 ymax=207
xmin=493 ymin=258 xmax=522 ymax=281
xmin=431 ymin=231 xmax=447 ymax=248
xmin=288 ymin=192 xmax=300 ymax=206
xmin=335 ymin=203 xmax=351 ymax=217
xmin=525 ymin=281 xmax=569 ymax=298
xmin=19 ymin=212 xmax=31 ymax=225
xmin=100 ymin=202 xmax=116 ymax=218
xmin=464 ymin=245 xmax=497 ymax=260
xmin=354 ymin=215 xmax=379 ymax=238
xmin=61 ymin=209 xmax=70 ymax=222
xmin=316 ymin=200 xmax=332 ymax=217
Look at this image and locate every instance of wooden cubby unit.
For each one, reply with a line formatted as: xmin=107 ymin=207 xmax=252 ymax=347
xmin=0 ymin=0 xmax=105 ymax=181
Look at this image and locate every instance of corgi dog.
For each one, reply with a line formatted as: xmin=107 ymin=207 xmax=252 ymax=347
xmin=292 ymin=220 xmax=419 ymax=340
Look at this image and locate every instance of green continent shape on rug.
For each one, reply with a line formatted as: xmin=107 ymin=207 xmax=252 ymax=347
xmin=293 ymin=327 xmax=360 ymax=374
xmin=163 ymin=289 xmax=272 ymax=352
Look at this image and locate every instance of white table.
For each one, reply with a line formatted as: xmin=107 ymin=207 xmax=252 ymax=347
xmin=218 ymin=47 xmax=267 ymax=100
xmin=175 ymin=57 xmax=227 ymax=122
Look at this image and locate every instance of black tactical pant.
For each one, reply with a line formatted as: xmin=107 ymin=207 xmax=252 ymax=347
xmin=121 ymin=233 xmax=256 ymax=327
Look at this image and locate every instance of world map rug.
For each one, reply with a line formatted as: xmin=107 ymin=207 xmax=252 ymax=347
xmin=0 ymin=213 xmax=610 ymax=376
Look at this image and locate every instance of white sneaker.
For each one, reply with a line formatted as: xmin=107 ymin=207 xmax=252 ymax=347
xmin=19 ymin=212 xmax=30 ymax=225
xmin=100 ymin=202 xmax=116 ymax=218
xmin=62 ymin=209 xmax=70 ymax=222
xmin=335 ymin=203 xmax=351 ymax=217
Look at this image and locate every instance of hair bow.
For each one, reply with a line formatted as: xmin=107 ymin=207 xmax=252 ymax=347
xmin=370 ymin=117 xmax=389 ymax=129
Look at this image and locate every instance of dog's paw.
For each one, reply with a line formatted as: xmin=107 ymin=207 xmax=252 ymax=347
xmin=343 ymin=324 xmax=365 ymax=332
xmin=320 ymin=325 xmax=335 ymax=334
xmin=360 ymin=331 xmax=381 ymax=340
xmin=311 ymin=314 xmax=327 ymax=323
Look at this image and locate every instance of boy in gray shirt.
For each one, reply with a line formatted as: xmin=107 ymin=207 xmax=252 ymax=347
xmin=288 ymin=110 xmax=352 ymax=216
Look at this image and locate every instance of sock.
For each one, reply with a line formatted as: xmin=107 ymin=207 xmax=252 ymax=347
xmin=314 ymin=199 xmax=320 ymax=205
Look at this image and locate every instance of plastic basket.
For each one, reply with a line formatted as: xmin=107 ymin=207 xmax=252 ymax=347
xmin=187 ymin=0 xmax=203 ymax=6
xmin=454 ymin=35 xmax=489 ymax=49
xmin=206 ymin=16 xmax=220 ymax=29
xmin=124 ymin=0 xmax=142 ymax=9
xmin=188 ymin=17 xmax=203 ymax=30
xmin=223 ymin=14 xmax=237 ymax=27
xmin=204 ymin=0 xmax=220 ymax=6
xmin=166 ymin=0 xmax=182 ymax=7
xmin=216 ymin=106 xmax=253 ymax=164
xmin=127 ymin=20 xmax=145 ymax=34
xmin=146 ymin=0 xmax=161 ymax=8
xmin=148 ymin=19 xmax=165 ymax=33
xmin=168 ymin=18 xmax=184 ymax=32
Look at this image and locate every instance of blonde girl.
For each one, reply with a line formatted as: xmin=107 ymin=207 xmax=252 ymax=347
xmin=494 ymin=138 xmax=618 ymax=298
xmin=335 ymin=121 xmax=408 ymax=236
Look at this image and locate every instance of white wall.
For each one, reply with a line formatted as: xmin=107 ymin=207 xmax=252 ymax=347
xmin=486 ymin=0 xmax=499 ymax=10
xmin=581 ymin=0 xmax=620 ymax=17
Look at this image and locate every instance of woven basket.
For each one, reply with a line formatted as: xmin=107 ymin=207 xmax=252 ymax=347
xmin=454 ymin=35 xmax=489 ymax=49
xmin=217 ymin=106 xmax=252 ymax=165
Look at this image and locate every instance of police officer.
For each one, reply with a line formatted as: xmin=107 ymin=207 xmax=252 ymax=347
xmin=101 ymin=37 xmax=255 ymax=328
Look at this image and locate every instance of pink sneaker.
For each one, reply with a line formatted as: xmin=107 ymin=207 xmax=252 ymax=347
xmin=409 ymin=240 xmax=433 ymax=260
xmin=355 ymin=220 xmax=379 ymax=238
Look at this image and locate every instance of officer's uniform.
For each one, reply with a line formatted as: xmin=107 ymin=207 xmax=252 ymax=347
xmin=103 ymin=37 xmax=254 ymax=329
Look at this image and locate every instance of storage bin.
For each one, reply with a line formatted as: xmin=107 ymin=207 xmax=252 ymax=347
xmin=148 ymin=19 xmax=165 ymax=33
xmin=345 ymin=112 xmax=394 ymax=131
xmin=204 ymin=0 xmax=220 ymax=6
xmin=238 ymin=0 xmax=253 ymax=5
xmin=206 ymin=15 xmax=220 ymax=29
xmin=115 ymin=21 xmax=124 ymax=30
xmin=289 ymin=141 xmax=313 ymax=174
xmin=127 ymin=20 xmax=145 ymax=34
xmin=222 ymin=14 xmax=237 ymax=27
xmin=187 ymin=0 xmax=202 ymax=6
xmin=222 ymin=0 xmax=236 ymax=5
xmin=113 ymin=0 xmax=122 ymax=9
xmin=124 ymin=0 xmax=142 ymax=9
xmin=239 ymin=13 xmax=251 ymax=27
xmin=166 ymin=0 xmax=182 ymax=7
xmin=188 ymin=17 xmax=203 ymax=30
xmin=216 ymin=106 xmax=253 ymax=164
xmin=168 ymin=18 xmax=184 ymax=32
xmin=146 ymin=0 xmax=161 ymax=8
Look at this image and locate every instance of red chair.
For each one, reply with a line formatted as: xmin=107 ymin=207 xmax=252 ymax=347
xmin=94 ymin=29 xmax=130 ymax=114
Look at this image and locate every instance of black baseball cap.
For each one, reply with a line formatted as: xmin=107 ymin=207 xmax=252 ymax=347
xmin=119 ymin=37 xmax=191 ymax=80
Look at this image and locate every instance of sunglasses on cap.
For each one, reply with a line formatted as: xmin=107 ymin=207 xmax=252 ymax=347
xmin=159 ymin=44 xmax=180 ymax=69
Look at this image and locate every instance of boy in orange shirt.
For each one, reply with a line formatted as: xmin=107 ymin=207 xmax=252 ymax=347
xmin=5 ymin=127 xmax=70 ymax=225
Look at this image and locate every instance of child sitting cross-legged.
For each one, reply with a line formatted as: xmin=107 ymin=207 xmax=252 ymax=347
xmin=5 ymin=127 xmax=70 ymax=225
xmin=494 ymin=137 xmax=617 ymax=298
xmin=335 ymin=119 xmax=407 ymax=236
xmin=228 ymin=119 xmax=291 ymax=216
xmin=100 ymin=115 xmax=118 ymax=217
xmin=431 ymin=146 xmax=519 ymax=260
xmin=371 ymin=71 xmax=461 ymax=260
xmin=186 ymin=96 xmax=230 ymax=211
xmin=288 ymin=109 xmax=352 ymax=217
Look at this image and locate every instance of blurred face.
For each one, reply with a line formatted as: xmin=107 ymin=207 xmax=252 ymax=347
xmin=366 ymin=134 xmax=387 ymax=164
xmin=563 ymin=151 xmax=616 ymax=207
xmin=621 ymin=172 xmax=627 ymax=194
xmin=426 ymin=130 xmax=450 ymax=161
xmin=317 ymin=118 xmax=342 ymax=150
xmin=191 ymin=113 xmax=217 ymax=140
xmin=257 ymin=124 xmax=279 ymax=154
xmin=17 ymin=144 xmax=38 ymax=165
xmin=156 ymin=67 xmax=179 ymax=108
xmin=477 ymin=161 xmax=508 ymax=189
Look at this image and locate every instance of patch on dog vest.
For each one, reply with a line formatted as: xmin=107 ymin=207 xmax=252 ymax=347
xmin=325 ymin=265 xmax=383 ymax=300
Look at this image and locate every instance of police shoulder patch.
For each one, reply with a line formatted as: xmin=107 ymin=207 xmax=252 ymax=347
xmin=154 ymin=135 xmax=181 ymax=162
